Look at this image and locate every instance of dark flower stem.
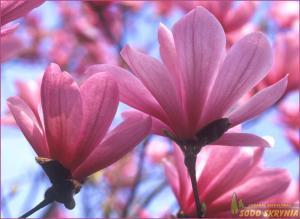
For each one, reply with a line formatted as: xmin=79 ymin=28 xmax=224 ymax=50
xmin=19 ymin=198 xmax=53 ymax=218
xmin=184 ymin=146 xmax=203 ymax=218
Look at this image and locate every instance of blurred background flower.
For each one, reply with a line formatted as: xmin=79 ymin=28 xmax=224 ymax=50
xmin=1 ymin=1 xmax=299 ymax=218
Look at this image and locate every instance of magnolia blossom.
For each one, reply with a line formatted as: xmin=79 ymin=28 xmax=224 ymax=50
xmin=155 ymin=1 xmax=257 ymax=36
xmin=87 ymin=7 xmax=287 ymax=147
xmin=252 ymin=31 xmax=299 ymax=97
xmin=1 ymin=77 xmax=41 ymax=125
xmin=103 ymin=154 xmax=137 ymax=188
xmin=7 ymin=63 xmax=151 ymax=181
xmin=279 ymin=102 xmax=300 ymax=153
xmin=1 ymin=0 xmax=45 ymax=35
xmin=164 ymin=144 xmax=299 ymax=217
xmin=1 ymin=0 xmax=45 ymax=62
xmin=145 ymin=136 xmax=170 ymax=163
xmin=269 ymin=1 xmax=299 ymax=29
xmin=0 ymin=34 xmax=24 ymax=62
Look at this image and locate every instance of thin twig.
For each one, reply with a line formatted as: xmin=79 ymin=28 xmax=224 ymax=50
xmin=19 ymin=198 xmax=53 ymax=218
xmin=134 ymin=180 xmax=168 ymax=216
xmin=121 ymin=138 xmax=149 ymax=217
xmin=97 ymin=9 xmax=123 ymax=52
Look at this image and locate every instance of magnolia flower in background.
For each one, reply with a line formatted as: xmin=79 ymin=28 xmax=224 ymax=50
xmin=49 ymin=1 xmax=118 ymax=75
xmin=1 ymin=0 xmax=45 ymax=35
xmin=0 ymin=34 xmax=24 ymax=62
xmin=252 ymin=31 xmax=299 ymax=97
xmin=88 ymin=7 xmax=287 ymax=148
xmin=103 ymin=154 xmax=138 ymax=188
xmin=269 ymin=1 xmax=299 ymax=29
xmin=164 ymin=143 xmax=299 ymax=217
xmin=279 ymin=102 xmax=300 ymax=153
xmin=7 ymin=63 xmax=151 ymax=208
xmin=1 ymin=0 xmax=45 ymax=62
xmin=285 ymin=130 xmax=300 ymax=153
xmin=1 ymin=77 xmax=41 ymax=125
xmin=145 ymin=136 xmax=170 ymax=163
xmin=155 ymin=1 xmax=258 ymax=39
xmin=196 ymin=1 xmax=258 ymax=34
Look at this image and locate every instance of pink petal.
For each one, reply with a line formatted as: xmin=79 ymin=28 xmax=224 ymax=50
xmin=228 ymin=76 xmax=288 ymax=126
xmin=212 ymin=133 xmax=271 ymax=147
xmin=72 ymin=114 xmax=151 ymax=180
xmin=121 ymin=45 xmax=188 ymax=137
xmin=85 ymin=64 xmax=167 ymax=122
xmin=265 ymin=180 xmax=299 ymax=203
xmin=122 ymin=110 xmax=173 ymax=135
xmin=0 ymin=34 xmax=24 ymax=62
xmin=7 ymin=96 xmax=49 ymax=157
xmin=202 ymin=32 xmax=273 ymax=125
xmin=70 ymin=73 xmax=119 ymax=169
xmin=199 ymin=146 xmax=262 ymax=204
xmin=41 ymin=63 xmax=83 ymax=169
xmin=173 ymin=144 xmax=192 ymax=206
xmin=158 ymin=23 xmax=182 ymax=100
xmin=223 ymin=2 xmax=258 ymax=32
xmin=1 ymin=0 xmax=45 ymax=26
xmin=172 ymin=6 xmax=226 ymax=132
xmin=15 ymin=79 xmax=41 ymax=116
xmin=0 ymin=23 xmax=19 ymax=36
xmin=210 ymin=169 xmax=291 ymax=213
xmin=163 ymin=159 xmax=180 ymax=201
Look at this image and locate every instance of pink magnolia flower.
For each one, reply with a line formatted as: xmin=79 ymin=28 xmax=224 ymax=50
xmin=103 ymin=154 xmax=137 ymax=188
xmin=7 ymin=63 xmax=151 ymax=181
xmin=285 ymin=130 xmax=300 ymax=153
xmin=145 ymin=136 xmax=170 ymax=163
xmin=164 ymin=144 xmax=299 ymax=217
xmin=252 ymin=31 xmax=299 ymax=97
xmin=1 ymin=0 xmax=45 ymax=35
xmin=154 ymin=1 xmax=258 ymax=36
xmin=279 ymin=102 xmax=300 ymax=153
xmin=1 ymin=77 xmax=41 ymax=125
xmin=87 ymin=7 xmax=287 ymax=147
xmin=1 ymin=0 xmax=44 ymax=62
xmin=0 ymin=33 xmax=24 ymax=62
xmin=269 ymin=1 xmax=299 ymax=29
xmin=195 ymin=1 xmax=258 ymax=34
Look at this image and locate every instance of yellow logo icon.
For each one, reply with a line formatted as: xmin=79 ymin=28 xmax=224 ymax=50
xmin=231 ymin=192 xmax=244 ymax=215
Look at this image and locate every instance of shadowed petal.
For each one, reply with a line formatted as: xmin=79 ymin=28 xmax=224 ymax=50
xmin=121 ymin=45 xmax=188 ymax=137
xmin=85 ymin=64 xmax=167 ymax=122
xmin=71 ymin=74 xmax=119 ymax=169
xmin=41 ymin=63 xmax=83 ymax=169
xmin=228 ymin=76 xmax=288 ymax=126
xmin=73 ymin=114 xmax=151 ymax=180
xmin=172 ymin=6 xmax=226 ymax=131
xmin=122 ymin=110 xmax=173 ymax=136
xmin=173 ymin=144 xmax=192 ymax=206
xmin=212 ymin=133 xmax=270 ymax=147
xmin=199 ymin=146 xmax=261 ymax=204
xmin=209 ymin=169 xmax=291 ymax=213
xmin=224 ymin=2 xmax=258 ymax=32
xmin=202 ymin=32 xmax=273 ymax=125
xmin=1 ymin=23 xmax=19 ymax=36
xmin=7 ymin=96 xmax=49 ymax=157
xmin=163 ymin=159 xmax=180 ymax=201
xmin=1 ymin=0 xmax=45 ymax=26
